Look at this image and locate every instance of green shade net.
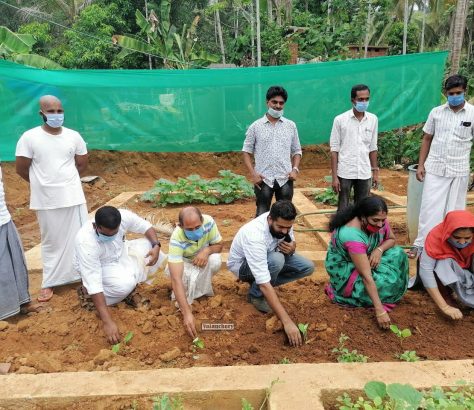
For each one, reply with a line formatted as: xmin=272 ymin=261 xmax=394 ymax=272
xmin=0 ymin=51 xmax=448 ymax=161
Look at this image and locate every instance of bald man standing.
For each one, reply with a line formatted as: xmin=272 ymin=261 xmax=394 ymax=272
xmin=15 ymin=95 xmax=88 ymax=302
xmin=167 ymin=206 xmax=223 ymax=338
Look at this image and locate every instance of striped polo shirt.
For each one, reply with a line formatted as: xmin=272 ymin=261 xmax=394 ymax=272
xmin=423 ymin=102 xmax=474 ymax=177
xmin=168 ymin=215 xmax=222 ymax=263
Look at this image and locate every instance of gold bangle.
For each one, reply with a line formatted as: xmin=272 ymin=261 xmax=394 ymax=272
xmin=376 ymin=311 xmax=387 ymax=317
xmin=376 ymin=247 xmax=383 ymax=254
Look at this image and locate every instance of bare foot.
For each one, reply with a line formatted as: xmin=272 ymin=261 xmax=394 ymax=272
xmin=19 ymin=302 xmax=46 ymax=314
xmin=37 ymin=287 xmax=53 ymax=302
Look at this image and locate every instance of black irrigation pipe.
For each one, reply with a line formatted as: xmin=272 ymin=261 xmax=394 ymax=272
xmin=294 ymin=202 xmax=474 ymax=234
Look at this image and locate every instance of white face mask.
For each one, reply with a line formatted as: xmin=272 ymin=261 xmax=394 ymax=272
xmin=267 ymin=107 xmax=283 ymax=118
xmin=42 ymin=113 xmax=64 ymax=128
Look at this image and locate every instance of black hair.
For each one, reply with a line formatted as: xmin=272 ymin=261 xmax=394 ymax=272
xmin=445 ymin=74 xmax=468 ymax=91
xmin=266 ymin=86 xmax=288 ymax=102
xmin=351 ymin=84 xmax=370 ymax=100
xmin=95 ymin=206 xmax=121 ymax=229
xmin=269 ymin=200 xmax=297 ymax=221
xmin=329 ymin=196 xmax=388 ymax=231
xmin=178 ymin=206 xmax=203 ymax=226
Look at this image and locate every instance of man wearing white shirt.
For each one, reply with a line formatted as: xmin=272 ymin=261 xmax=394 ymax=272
xmin=410 ymin=74 xmax=474 ymax=258
xmin=15 ymin=95 xmax=88 ymax=302
xmin=227 ymin=200 xmax=314 ymax=347
xmin=330 ymin=84 xmax=379 ymax=210
xmin=74 ymin=206 xmax=165 ymax=344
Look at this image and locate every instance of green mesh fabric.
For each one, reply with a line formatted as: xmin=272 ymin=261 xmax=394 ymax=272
xmin=0 ymin=51 xmax=448 ymax=161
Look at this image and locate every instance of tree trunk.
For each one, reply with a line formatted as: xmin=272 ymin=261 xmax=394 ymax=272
xmin=402 ymin=0 xmax=408 ymax=54
xmin=250 ymin=0 xmax=256 ymax=66
xmin=364 ymin=0 xmax=372 ymax=58
xmin=256 ymin=0 xmax=261 ymax=66
xmin=450 ymin=0 xmax=469 ymax=74
xmin=420 ymin=0 xmax=426 ymax=52
xmin=215 ymin=9 xmax=226 ymax=64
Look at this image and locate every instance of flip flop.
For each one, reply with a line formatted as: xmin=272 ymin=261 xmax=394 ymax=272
xmin=406 ymin=246 xmax=422 ymax=259
xmin=37 ymin=288 xmax=53 ymax=302
xmin=19 ymin=302 xmax=47 ymax=314
xmin=77 ymin=286 xmax=95 ymax=311
xmin=124 ymin=291 xmax=150 ymax=310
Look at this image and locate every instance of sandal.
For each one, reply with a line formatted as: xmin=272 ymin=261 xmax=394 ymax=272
xmin=77 ymin=286 xmax=96 ymax=311
xmin=406 ymin=246 xmax=422 ymax=259
xmin=37 ymin=288 xmax=53 ymax=302
xmin=124 ymin=291 xmax=150 ymax=310
xmin=19 ymin=302 xmax=46 ymax=314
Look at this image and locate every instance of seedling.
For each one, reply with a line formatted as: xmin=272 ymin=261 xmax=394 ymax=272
xmin=279 ymin=357 xmax=291 ymax=364
xmin=396 ymin=350 xmax=420 ymax=362
xmin=152 ymin=394 xmax=183 ymax=410
xmin=241 ymin=378 xmax=281 ymax=410
xmin=297 ymin=323 xmax=309 ymax=343
xmin=111 ymin=331 xmax=134 ymax=353
xmin=390 ymin=324 xmax=412 ymax=347
xmin=192 ymin=337 xmax=205 ymax=349
xmin=332 ymin=333 xmax=368 ymax=363
xmin=241 ymin=398 xmax=254 ymax=410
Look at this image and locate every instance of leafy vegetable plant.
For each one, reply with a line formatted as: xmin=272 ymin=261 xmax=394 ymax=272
xmin=111 ymin=331 xmax=134 ymax=353
xmin=279 ymin=357 xmax=291 ymax=364
xmin=314 ymin=187 xmax=338 ymax=206
xmin=152 ymin=394 xmax=184 ymax=410
xmin=141 ymin=170 xmax=254 ymax=207
xmin=297 ymin=323 xmax=309 ymax=343
xmin=396 ymin=350 xmax=420 ymax=362
xmin=390 ymin=325 xmax=412 ymax=347
xmin=192 ymin=337 xmax=205 ymax=349
xmin=332 ymin=333 xmax=368 ymax=363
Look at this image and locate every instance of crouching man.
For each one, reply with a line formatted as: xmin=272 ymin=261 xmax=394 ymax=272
xmin=74 ymin=206 xmax=166 ymax=344
xmin=227 ymin=200 xmax=314 ymax=346
xmin=167 ymin=206 xmax=223 ymax=338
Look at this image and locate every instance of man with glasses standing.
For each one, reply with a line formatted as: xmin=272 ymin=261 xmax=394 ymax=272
xmin=409 ymin=74 xmax=474 ymax=259
xmin=242 ymin=86 xmax=302 ymax=216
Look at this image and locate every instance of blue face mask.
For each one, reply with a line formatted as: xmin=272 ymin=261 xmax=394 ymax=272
xmin=447 ymin=93 xmax=465 ymax=107
xmin=42 ymin=113 xmax=64 ymax=128
xmin=184 ymin=226 xmax=204 ymax=241
xmin=96 ymin=229 xmax=117 ymax=243
xmin=447 ymin=237 xmax=471 ymax=249
xmin=353 ymin=101 xmax=369 ymax=112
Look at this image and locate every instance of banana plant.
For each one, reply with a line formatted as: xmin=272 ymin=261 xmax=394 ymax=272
xmin=0 ymin=26 xmax=62 ymax=69
xmin=112 ymin=0 xmax=217 ymax=69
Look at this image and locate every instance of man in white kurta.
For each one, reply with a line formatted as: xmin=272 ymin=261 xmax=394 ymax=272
xmin=74 ymin=206 xmax=166 ymax=344
xmin=15 ymin=95 xmax=88 ymax=302
xmin=412 ymin=74 xmax=474 ymax=256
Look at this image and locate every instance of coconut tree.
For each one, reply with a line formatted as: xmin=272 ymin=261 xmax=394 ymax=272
xmin=450 ymin=0 xmax=469 ymax=74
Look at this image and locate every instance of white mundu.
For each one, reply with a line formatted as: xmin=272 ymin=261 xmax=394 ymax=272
xmin=74 ymin=209 xmax=167 ymax=305
xmin=16 ymin=126 xmax=88 ymax=288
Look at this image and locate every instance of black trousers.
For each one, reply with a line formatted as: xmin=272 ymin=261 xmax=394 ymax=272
xmin=337 ymin=177 xmax=371 ymax=211
xmin=254 ymin=180 xmax=294 ymax=217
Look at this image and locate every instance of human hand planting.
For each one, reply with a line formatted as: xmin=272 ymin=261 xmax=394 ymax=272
xmin=284 ymin=321 xmax=303 ymax=347
xmin=104 ymin=319 xmax=121 ymax=345
xmin=183 ymin=311 xmax=198 ymax=339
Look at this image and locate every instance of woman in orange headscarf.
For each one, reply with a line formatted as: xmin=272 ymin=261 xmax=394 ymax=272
xmin=419 ymin=210 xmax=474 ymax=320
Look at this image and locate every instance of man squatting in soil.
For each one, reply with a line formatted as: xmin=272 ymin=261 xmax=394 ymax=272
xmin=227 ymin=200 xmax=315 ymax=347
xmin=74 ymin=206 xmax=166 ymax=344
xmin=166 ymin=206 xmax=223 ymax=339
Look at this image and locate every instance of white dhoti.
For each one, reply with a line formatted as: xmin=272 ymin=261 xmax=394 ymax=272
xmin=414 ymin=172 xmax=469 ymax=248
xmin=37 ymin=204 xmax=88 ymax=288
xmin=102 ymin=238 xmax=167 ymax=305
xmin=167 ymin=253 xmax=222 ymax=305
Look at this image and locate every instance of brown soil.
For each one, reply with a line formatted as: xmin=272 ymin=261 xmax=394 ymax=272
xmin=2 ymin=147 xmax=474 ymax=375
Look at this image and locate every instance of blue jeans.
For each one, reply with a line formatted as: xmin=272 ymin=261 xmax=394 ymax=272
xmin=239 ymin=251 xmax=314 ymax=298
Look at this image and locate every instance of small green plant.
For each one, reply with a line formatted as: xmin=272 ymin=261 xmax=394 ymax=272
xmin=241 ymin=378 xmax=280 ymax=410
xmin=390 ymin=325 xmax=412 ymax=347
xmin=297 ymin=323 xmax=309 ymax=343
xmin=336 ymin=380 xmax=474 ymax=409
xmin=192 ymin=337 xmax=205 ymax=349
xmin=152 ymin=394 xmax=183 ymax=410
xmin=279 ymin=357 xmax=291 ymax=364
xmin=332 ymin=334 xmax=368 ymax=363
xmin=314 ymin=187 xmax=338 ymax=206
xmin=241 ymin=398 xmax=254 ymax=410
xmin=111 ymin=331 xmax=134 ymax=353
xmin=141 ymin=170 xmax=254 ymax=207
xmin=396 ymin=350 xmax=420 ymax=362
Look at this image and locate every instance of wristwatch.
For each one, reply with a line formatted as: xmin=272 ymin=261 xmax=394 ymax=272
xmin=150 ymin=241 xmax=161 ymax=248
xmin=292 ymin=166 xmax=300 ymax=173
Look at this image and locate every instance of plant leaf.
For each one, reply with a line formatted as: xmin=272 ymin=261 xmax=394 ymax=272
xmin=364 ymin=381 xmax=387 ymax=400
xmin=401 ymin=329 xmax=412 ymax=338
xmin=124 ymin=331 xmax=134 ymax=344
xmin=111 ymin=343 xmax=121 ymax=353
xmin=386 ymin=383 xmax=423 ymax=407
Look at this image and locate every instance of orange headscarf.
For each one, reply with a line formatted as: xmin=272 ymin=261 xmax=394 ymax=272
xmin=424 ymin=210 xmax=474 ymax=268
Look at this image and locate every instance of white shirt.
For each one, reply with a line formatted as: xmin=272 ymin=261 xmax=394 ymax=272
xmin=242 ymin=115 xmax=302 ymax=187
xmin=0 ymin=166 xmax=11 ymax=226
xmin=423 ymin=102 xmax=474 ymax=177
xmin=330 ymin=109 xmax=378 ymax=180
xmin=73 ymin=209 xmax=152 ymax=295
xmin=15 ymin=126 xmax=87 ymax=210
xmin=227 ymin=212 xmax=295 ymax=284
